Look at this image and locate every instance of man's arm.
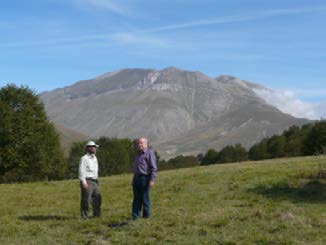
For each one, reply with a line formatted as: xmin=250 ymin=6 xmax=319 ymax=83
xmin=149 ymin=150 xmax=158 ymax=186
xmin=78 ymin=157 xmax=88 ymax=188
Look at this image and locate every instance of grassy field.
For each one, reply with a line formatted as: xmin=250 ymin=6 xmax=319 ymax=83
xmin=0 ymin=156 xmax=325 ymax=245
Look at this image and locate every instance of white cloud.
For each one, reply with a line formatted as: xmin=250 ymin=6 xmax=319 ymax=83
xmin=3 ymin=5 xmax=325 ymax=50
xmin=253 ymin=88 xmax=326 ymax=120
xmin=145 ymin=6 xmax=326 ymax=33
xmin=0 ymin=30 xmax=172 ymax=50
xmin=111 ymin=32 xmax=172 ymax=48
xmin=74 ymin=0 xmax=132 ymax=15
xmin=0 ymin=34 xmax=111 ymax=48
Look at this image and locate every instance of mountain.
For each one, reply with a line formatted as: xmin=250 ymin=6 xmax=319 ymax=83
xmin=41 ymin=67 xmax=309 ymax=159
xmin=54 ymin=124 xmax=89 ymax=156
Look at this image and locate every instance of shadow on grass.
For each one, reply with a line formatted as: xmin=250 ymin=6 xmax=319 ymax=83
xmin=107 ymin=221 xmax=129 ymax=228
xmin=19 ymin=215 xmax=71 ymax=221
xmin=249 ymin=180 xmax=326 ymax=204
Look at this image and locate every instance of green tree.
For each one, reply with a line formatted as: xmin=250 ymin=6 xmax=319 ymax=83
xmin=283 ymin=126 xmax=304 ymax=157
xmin=66 ymin=141 xmax=85 ymax=179
xmin=0 ymin=84 xmax=65 ymax=182
xmin=233 ymin=144 xmax=248 ymax=162
xmin=267 ymin=135 xmax=286 ymax=158
xmin=201 ymin=149 xmax=218 ymax=165
xmin=97 ymin=137 xmax=134 ymax=175
xmin=249 ymin=138 xmax=270 ymax=160
xmin=216 ymin=144 xmax=248 ymax=163
xmin=304 ymin=121 xmax=326 ymax=155
xmin=159 ymin=155 xmax=199 ymax=170
xmin=216 ymin=145 xmax=234 ymax=163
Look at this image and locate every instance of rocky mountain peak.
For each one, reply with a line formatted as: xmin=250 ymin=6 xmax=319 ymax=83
xmin=41 ymin=67 xmax=309 ymax=159
xmin=216 ymin=75 xmax=237 ymax=82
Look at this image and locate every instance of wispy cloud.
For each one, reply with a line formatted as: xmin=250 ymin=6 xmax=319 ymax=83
xmin=0 ymin=31 xmax=172 ymax=51
xmin=1 ymin=6 xmax=325 ymax=52
xmin=145 ymin=6 xmax=326 ymax=32
xmin=0 ymin=34 xmax=111 ymax=48
xmin=111 ymin=32 xmax=172 ymax=48
xmin=253 ymin=88 xmax=326 ymax=120
xmin=73 ymin=0 xmax=132 ymax=16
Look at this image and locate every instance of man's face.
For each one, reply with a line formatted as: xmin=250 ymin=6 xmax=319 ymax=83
xmin=87 ymin=146 xmax=97 ymax=154
xmin=137 ymin=138 xmax=147 ymax=152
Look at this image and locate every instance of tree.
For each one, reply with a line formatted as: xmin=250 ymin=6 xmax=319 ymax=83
xmin=201 ymin=149 xmax=218 ymax=165
xmin=246 ymin=121 xmax=326 ymax=160
xmin=97 ymin=137 xmax=134 ymax=175
xmin=284 ymin=125 xmax=304 ymax=157
xmin=196 ymin=153 xmax=204 ymax=162
xmin=233 ymin=144 xmax=248 ymax=162
xmin=66 ymin=141 xmax=85 ymax=179
xmin=216 ymin=144 xmax=248 ymax=163
xmin=216 ymin=145 xmax=234 ymax=163
xmin=304 ymin=121 xmax=326 ymax=155
xmin=248 ymin=138 xmax=270 ymax=160
xmin=267 ymin=135 xmax=286 ymax=158
xmin=159 ymin=155 xmax=199 ymax=170
xmin=0 ymin=84 xmax=65 ymax=182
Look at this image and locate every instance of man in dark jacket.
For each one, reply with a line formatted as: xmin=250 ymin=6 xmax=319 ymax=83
xmin=132 ymin=137 xmax=158 ymax=220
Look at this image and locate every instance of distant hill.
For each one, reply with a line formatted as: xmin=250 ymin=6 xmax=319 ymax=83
xmin=54 ymin=124 xmax=89 ymax=155
xmin=41 ymin=67 xmax=309 ymax=159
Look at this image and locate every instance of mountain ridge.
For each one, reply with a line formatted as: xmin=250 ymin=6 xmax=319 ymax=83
xmin=41 ymin=67 xmax=309 ymax=159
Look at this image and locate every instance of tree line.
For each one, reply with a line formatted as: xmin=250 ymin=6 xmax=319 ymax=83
xmin=200 ymin=121 xmax=326 ymax=165
xmin=0 ymin=84 xmax=325 ymax=183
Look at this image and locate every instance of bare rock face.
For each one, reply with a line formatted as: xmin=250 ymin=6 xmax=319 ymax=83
xmin=40 ymin=67 xmax=309 ymax=159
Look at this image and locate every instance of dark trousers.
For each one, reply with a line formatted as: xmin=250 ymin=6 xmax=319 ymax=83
xmin=80 ymin=179 xmax=102 ymax=219
xmin=132 ymin=175 xmax=151 ymax=219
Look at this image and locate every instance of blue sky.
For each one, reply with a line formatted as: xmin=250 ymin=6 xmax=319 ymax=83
xmin=0 ymin=0 xmax=325 ymax=118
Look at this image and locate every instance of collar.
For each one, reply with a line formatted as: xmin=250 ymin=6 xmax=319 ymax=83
xmin=139 ymin=147 xmax=149 ymax=154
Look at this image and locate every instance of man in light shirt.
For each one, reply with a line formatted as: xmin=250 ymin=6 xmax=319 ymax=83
xmin=79 ymin=141 xmax=101 ymax=219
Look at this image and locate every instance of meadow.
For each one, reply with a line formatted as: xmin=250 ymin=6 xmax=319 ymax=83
xmin=0 ymin=156 xmax=325 ymax=244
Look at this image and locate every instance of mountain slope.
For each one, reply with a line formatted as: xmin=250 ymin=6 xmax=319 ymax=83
xmin=41 ymin=67 xmax=309 ymax=158
xmin=54 ymin=124 xmax=89 ymax=155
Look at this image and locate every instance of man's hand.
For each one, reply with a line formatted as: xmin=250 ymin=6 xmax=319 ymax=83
xmin=149 ymin=181 xmax=155 ymax=187
xmin=82 ymin=182 xmax=88 ymax=189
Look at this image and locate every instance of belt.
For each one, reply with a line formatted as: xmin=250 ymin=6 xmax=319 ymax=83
xmin=86 ymin=178 xmax=98 ymax=183
xmin=135 ymin=174 xmax=150 ymax=177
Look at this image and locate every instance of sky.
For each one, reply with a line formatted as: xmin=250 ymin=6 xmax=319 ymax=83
xmin=0 ymin=0 xmax=325 ymax=119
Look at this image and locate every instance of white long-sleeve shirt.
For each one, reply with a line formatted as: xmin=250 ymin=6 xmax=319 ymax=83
xmin=78 ymin=154 xmax=99 ymax=185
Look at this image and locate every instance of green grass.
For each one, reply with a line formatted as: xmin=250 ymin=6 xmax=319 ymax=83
xmin=0 ymin=156 xmax=325 ymax=244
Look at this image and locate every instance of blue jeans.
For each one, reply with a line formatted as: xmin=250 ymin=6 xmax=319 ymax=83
xmin=132 ymin=175 xmax=151 ymax=219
